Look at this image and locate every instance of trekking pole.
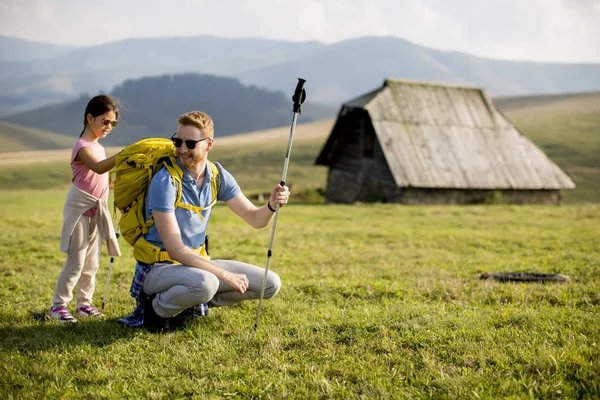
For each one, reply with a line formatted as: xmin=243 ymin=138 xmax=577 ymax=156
xmin=255 ymin=78 xmax=306 ymax=328
xmin=102 ymin=188 xmax=121 ymax=310
xmin=102 ymin=210 xmax=120 ymax=310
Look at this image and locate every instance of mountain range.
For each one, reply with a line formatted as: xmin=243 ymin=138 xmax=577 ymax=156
xmin=2 ymin=73 xmax=335 ymax=146
xmin=1 ymin=34 xmax=600 ymax=117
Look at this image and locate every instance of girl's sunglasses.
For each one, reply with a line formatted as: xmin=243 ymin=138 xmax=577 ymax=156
xmin=101 ymin=118 xmax=118 ymax=128
xmin=171 ymin=133 xmax=210 ymax=149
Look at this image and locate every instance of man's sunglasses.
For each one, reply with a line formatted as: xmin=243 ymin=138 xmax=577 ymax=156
xmin=101 ymin=118 xmax=118 ymax=128
xmin=171 ymin=133 xmax=210 ymax=149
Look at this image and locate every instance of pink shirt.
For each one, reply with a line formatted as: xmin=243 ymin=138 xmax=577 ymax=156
xmin=71 ymin=138 xmax=109 ymax=215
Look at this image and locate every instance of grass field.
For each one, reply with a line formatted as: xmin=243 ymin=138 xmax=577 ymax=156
xmin=0 ymin=94 xmax=599 ymax=398
xmin=0 ymin=188 xmax=599 ymax=398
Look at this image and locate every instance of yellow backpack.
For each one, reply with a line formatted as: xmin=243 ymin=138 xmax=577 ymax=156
xmin=113 ymin=138 xmax=221 ymax=264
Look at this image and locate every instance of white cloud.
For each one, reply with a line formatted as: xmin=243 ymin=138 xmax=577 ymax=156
xmin=296 ymin=0 xmax=328 ymax=38
xmin=413 ymin=0 xmax=600 ymax=62
xmin=0 ymin=0 xmax=598 ymax=62
xmin=33 ymin=0 xmax=57 ymax=21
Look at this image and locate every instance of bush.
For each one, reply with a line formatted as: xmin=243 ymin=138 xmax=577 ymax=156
xmin=292 ymin=187 xmax=326 ymax=204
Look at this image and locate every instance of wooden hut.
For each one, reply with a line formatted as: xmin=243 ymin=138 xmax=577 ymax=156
xmin=315 ymin=78 xmax=575 ymax=204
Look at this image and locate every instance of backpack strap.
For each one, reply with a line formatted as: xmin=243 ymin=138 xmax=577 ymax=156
xmin=173 ymin=161 xmax=220 ymax=221
xmin=141 ymin=160 xmax=221 ymax=233
xmin=134 ymin=160 xmax=221 ymax=264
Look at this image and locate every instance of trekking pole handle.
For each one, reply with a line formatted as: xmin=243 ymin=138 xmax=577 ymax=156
xmin=279 ymin=77 xmax=306 ymax=187
xmin=292 ymin=78 xmax=306 ymax=114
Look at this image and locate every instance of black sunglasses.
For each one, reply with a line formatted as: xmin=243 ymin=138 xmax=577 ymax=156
xmin=171 ymin=133 xmax=210 ymax=149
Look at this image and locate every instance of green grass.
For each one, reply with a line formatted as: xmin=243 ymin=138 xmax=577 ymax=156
xmin=0 ymin=162 xmax=73 ymax=190
xmin=210 ymin=141 xmax=328 ymax=196
xmin=0 ymin=94 xmax=599 ymax=397
xmin=0 ymin=188 xmax=599 ymax=398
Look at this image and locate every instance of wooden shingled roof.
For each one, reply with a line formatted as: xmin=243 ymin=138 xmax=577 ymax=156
xmin=318 ymin=78 xmax=575 ymax=190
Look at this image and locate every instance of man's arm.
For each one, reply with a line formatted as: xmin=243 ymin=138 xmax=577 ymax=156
xmin=153 ymin=210 xmax=249 ymax=294
xmin=226 ymin=184 xmax=290 ymax=229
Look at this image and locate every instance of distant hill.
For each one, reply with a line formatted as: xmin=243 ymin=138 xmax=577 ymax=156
xmin=495 ymin=91 xmax=600 ymax=112
xmin=0 ymin=36 xmax=81 ymax=115
xmin=241 ymin=37 xmax=600 ymax=105
xmin=1 ymin=35 xmax=599 ymax=115
xmin=0 ymin=35 xmax=79 ymax=62
xmin=0 ymin=121 xmax=75 ymax=153
xmin=2 ymin=73 xmax=336 ymax=146
xmin=0 ymin=35 xmax=323 ymax=116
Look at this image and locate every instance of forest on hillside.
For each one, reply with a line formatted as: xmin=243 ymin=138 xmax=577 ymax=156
xmin=2 ymin=73 xmax=335 ymax=146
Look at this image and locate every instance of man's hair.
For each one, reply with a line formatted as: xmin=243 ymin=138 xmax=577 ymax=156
xmin=178 ymin=111 xmax=214 ymax=137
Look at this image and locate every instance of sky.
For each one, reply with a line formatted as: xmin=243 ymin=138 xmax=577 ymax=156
xmin=1 ymin=0 xmax=599 ymax=63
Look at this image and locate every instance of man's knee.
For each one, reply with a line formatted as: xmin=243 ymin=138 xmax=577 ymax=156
xmin=264 ymin=271 xmax=282 ymax=299
xmin=189 ymin=273 xmax=219 ymax=301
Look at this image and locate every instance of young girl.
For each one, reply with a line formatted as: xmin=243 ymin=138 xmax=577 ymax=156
xmin=50 ymin=95 xmax=122 ymax=322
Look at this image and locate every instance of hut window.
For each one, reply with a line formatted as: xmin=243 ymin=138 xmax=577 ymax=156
xmin=363 ymin=129 xmax=375 ymax=158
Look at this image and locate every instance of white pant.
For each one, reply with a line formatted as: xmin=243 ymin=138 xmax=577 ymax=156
xmin=142 ymin=260 xmax=282 ymax=318
xmin=52 ymin=216 xmax=101 ymax=307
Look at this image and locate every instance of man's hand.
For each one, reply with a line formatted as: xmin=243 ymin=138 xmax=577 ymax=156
xmin=269 ymin=184 xmax=290 ymax=209
xmin=221 ymin=271 xmax=249 ymax=294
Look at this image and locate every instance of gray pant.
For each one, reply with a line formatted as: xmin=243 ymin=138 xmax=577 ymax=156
xmin=52 ymin=216 xmax=101 ymax=308
xmin=142 ymin=260 xmax=282 ymax=318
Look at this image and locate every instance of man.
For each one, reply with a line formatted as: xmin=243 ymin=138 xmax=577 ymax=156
xmin=119 ymin=111 xmax=288 ymax=331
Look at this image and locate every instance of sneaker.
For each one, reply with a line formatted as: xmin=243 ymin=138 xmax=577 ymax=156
xmin=49 ymin=306 xmax=77 ymax=323
xmin=75 ymin=305 xmax=104 ymax=318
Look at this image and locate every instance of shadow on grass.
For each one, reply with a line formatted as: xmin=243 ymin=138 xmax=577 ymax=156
xmin=0 ymin=310 xmax=140 ymax=353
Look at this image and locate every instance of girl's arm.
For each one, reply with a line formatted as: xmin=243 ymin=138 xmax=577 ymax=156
xmin=76 ymin=147 xmax=117 ymax=174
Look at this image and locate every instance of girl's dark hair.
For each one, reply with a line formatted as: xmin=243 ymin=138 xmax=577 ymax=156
xmin=80 ymin=95 xmax=120 ymax=137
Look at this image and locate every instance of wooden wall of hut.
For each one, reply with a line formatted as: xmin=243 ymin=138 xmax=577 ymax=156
xmin=325 ymin=109 xmax=397 ymax=203
xmin=389 ymin=188 xmax=561 ymax=205
xmin=326 ymin=181 xmax=561 ymax=205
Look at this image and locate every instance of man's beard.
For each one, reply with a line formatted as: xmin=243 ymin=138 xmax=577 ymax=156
xmin=177 ymin=152 xmax=203 ymax=168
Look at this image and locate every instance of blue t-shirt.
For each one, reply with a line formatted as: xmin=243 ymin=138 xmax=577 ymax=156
xmin=144 ymin=160 xmax=240 ymax=249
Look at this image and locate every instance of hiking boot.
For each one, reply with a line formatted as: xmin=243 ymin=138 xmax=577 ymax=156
xmin=75 ymin=305 xmax=104 ymax=318
xmin=169 ymin=311 xmax=191 ymax=330
xmin=49 ymin=306 xmax=77 ymax=323
xmin=143 ymin=294 xmax=171 ymax=332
